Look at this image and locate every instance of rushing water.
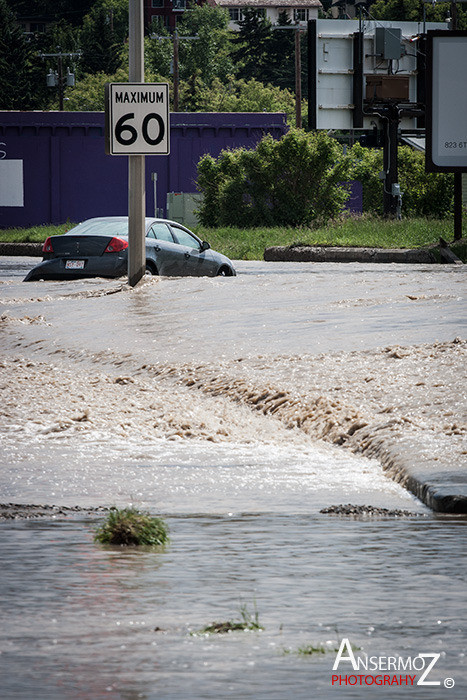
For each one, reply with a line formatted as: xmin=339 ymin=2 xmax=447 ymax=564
xmin=0 ymin=259 xmax=466 ymax=699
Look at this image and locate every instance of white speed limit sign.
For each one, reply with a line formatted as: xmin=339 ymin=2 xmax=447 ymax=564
xmin=105 ymin=82 xmax=170 ymax=155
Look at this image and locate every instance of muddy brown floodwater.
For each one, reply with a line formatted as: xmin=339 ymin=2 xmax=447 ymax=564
xmin=0 ymin=259 xmax=466 ymax=699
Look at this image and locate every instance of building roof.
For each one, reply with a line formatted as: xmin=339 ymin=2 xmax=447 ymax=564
xmin=213 ymin=0 xmax=322 ymax=8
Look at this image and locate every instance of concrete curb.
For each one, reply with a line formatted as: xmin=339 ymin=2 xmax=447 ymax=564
xmin=0 ymin=242 xmax=43 ymax=257
xmin=169 ymin=358 xmax=467 ymax=515
xmin=354 ymin=431 xmax=467 ymax=515
xmin=264 ymin=245 xmax=439 ymax=264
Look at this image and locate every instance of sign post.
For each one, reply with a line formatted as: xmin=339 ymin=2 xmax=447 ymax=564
xmin=128 ymin=0 xmax=144 ymax=288
xmin=105 ymin=0 xmax=170 ymax=286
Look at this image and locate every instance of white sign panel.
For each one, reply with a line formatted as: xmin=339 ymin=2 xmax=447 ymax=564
xmin=106 ymin=83 xmax=170 ymax=156
xmin=0 ymin=160 xmax=23 ymax=206
xmin=430 ymin=35 xmax=467 ymax=169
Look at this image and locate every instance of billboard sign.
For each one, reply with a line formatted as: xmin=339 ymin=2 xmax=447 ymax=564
xmin=426 ymin=31 xmax=467 ymax=172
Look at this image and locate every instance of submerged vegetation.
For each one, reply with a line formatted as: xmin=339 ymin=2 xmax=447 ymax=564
xmin=283 ymin=640 xmax=360 ymax=657
xmin=94 ymin=507 xmax=169 ymax=547
xmin=192 ymin=604 xmax=264 ymax=635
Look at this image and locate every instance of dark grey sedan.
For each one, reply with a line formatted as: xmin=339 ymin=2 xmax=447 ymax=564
xmin=23 ymin=217 xmax=236 ymax=281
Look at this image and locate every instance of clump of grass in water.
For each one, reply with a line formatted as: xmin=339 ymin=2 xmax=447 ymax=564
xmin=283 ymin=640 xmax=360 ymax=657
xmin=193 ymin=604 xmax=264 ymax=635
xmin=94 ymin=507 xmax=169 ymax=547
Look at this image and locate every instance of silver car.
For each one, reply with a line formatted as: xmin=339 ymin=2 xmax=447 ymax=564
xmin=24 ymin=217 xmax=236 ymax=281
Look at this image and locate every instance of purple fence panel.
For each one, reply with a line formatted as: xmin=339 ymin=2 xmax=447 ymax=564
xmin=0 ymin=112 xmax=288 ymax=228
xmin=344 ymin=180 xmax=363 ymax=214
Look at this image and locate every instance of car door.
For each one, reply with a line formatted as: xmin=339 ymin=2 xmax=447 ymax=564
xmin=169 ymin=224 xmax=215 ymax=276
xmin=145 ymin=223 xmax=186 ymax=275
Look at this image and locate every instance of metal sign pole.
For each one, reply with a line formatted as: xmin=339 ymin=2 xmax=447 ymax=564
xmin=128 ymin=0 xmax=145 ymax=287
xmin=451 ymin=2 xmax=463 ymax=240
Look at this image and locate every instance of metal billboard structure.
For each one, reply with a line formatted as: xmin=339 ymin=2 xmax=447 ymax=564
xmin=307 ymin=18 xmax=448 ymax=216
xmin=308 ymin=19 xmax=447 ymax=131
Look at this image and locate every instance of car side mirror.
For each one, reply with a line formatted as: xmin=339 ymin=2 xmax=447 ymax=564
xmin=200 ymin=241 xmax=210 ymax=252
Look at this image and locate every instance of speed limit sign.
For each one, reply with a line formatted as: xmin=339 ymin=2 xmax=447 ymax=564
xmin=105 ymin=83 xmax=170 ymax=155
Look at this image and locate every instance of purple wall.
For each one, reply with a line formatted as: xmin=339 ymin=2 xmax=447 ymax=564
xmin=0 ymin=111 xmax=288 ymax=228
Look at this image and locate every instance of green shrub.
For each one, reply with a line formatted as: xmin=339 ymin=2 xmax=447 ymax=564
xmin=196 ymin=128 xmax=350 ymax=227
xmin=345 ymin=143 xmax=454 ymax=218
xmin=94 ymin=507 xmax=169 ymax=547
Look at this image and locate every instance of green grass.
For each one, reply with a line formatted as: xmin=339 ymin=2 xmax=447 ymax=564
xmin=94 ymin=507 xmax=169 ymax=547
xmin=195 ymin=217 xmax=459 ymax=260
xmin=0 ymin=222 xmax=74 ymax=243
xmin=1 ymin=216 xmax=463 ymax=261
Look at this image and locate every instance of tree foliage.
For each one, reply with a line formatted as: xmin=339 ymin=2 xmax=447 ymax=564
xmin=0 ymin=0 xmax=39 ymax=109
xmin=6 ymin=0 xmax=94 ymax=26
xmin=233 ymin=8 xmax=273 ymax=82
xmin=369 ymin=0 xmax=467 ymax=28
xmin=60 ymin=66 xmax=160 ymax=111
xmin=79 ymin=2 xmax=122 ymax=75
xmin=178 ymin=4 xmax=234 ymax=84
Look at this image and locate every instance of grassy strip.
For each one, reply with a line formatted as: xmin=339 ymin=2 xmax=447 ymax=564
xmin=0 ymin=217 xmax=460 ymax=260
xmin=196 ymin=217 xmax=456 ymax=260
xmin=0 ymin=222 xmax=73 ymax=243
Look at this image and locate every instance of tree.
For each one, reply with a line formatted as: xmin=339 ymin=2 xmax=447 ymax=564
xmin=179 ymin=76 xmax=296 ymax=120
xmin=369 ymin=0 xmax=466 ymax=28
xmin=0 ymin=0 xmax=39 ymax=109
xmin=178 ymin=4 xmax=234 ymax=84
xmin=262 ymin=11 xmax=295 ymax=92
xmin=60 ymin=66 xmax=160 ymax=111
xmin=6 ymin=0 xmax=95 ymax=26
xmin=145 ymin=26 xmax=173 ymax=79
xmin=233 ymin=8 xmax=273 ymax=82
xmin=79 ymin=2 xmax=122 ymax=75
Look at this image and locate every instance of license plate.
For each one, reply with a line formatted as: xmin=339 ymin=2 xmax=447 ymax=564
xmin=65 ymin=260 xmax=85 ymax=270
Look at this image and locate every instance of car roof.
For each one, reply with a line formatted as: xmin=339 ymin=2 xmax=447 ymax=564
xmin=77 ymin=216 xmax=189 ymax=229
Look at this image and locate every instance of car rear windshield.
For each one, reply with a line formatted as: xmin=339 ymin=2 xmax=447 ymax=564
xmin=68 ymin=220 xmax=129 ymax=237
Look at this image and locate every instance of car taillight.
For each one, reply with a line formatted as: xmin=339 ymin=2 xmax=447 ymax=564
xmin=42 ymin=237 xmax=54 ymax=253
xmin=104 ymin=237 xmax=129 ymax=253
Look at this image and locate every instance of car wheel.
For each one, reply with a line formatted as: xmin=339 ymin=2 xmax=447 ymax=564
xmin=145 ymin=262 xmax=158 ymax=276
xmin=217 ymin=266 xmax=233 ymax=277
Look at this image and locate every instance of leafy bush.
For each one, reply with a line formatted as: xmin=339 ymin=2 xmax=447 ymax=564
xmin=345 ymin=143 xmax=454 ymax=218
xmin=343 ymin=143 xmax=383 ymax=215
xmin=94 ymin=507 xmax=169 ymax=547
xmin=197 ymin=128 xmax=350 ymax=227
xmin=397 ymin=146 xmax=454 ymax=217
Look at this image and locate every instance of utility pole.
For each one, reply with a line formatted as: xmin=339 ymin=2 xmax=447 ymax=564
xmin=295 ymin=30 xmax=302 ymax=129
xmin=41 ymin=49 xmax=80 ymax=110
xmin=173 ymin=30 xmax=179 ymax=112
xmin=151 ymin=32 xmax=198 ymax=112
xmin=382 ymin=105 xmax=400 ymax=218
xmin=271 ymin=25 xmax=304 ymax=129
xmin=127 ymin=0 xmax=146 ymax=287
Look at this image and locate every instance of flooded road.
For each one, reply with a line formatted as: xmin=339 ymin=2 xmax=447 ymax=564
xmin=0 ymin=259 xmax=466 ymax=698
